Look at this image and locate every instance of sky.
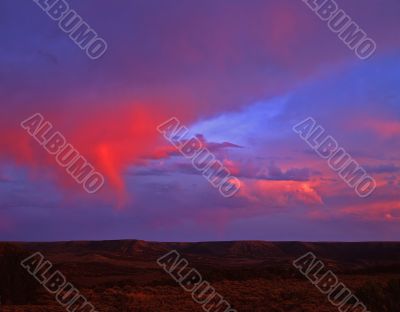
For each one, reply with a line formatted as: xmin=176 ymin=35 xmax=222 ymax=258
xmin=0 ymin=0 xmax=399 ymax=241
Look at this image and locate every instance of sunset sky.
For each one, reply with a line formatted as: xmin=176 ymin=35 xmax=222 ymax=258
xmin=0 ymin=0 xmax=399 ymax=241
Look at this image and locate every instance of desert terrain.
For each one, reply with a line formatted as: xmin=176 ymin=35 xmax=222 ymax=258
xmin=1 ymin=240 xmax=400 ymax=311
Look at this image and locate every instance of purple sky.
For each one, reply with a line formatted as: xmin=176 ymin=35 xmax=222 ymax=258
xmin=0 ymin=0 xmax=399 ymax=241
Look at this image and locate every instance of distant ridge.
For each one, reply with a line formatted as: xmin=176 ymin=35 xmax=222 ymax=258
xmin=2 ymin=240 xmax=400 ymax=265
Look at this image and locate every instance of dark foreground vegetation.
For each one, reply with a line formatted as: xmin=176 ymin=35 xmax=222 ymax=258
xmin=1 ymin=240 xmax=400 ymax=311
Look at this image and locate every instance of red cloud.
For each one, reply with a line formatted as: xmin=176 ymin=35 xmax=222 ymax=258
xmin=0 ymin=104 xmax=171 ymax=204
xmin=239 ymin=179 xmax=323 ymax=207
xmin=362 ymin=118 xmax=400 ymax=138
